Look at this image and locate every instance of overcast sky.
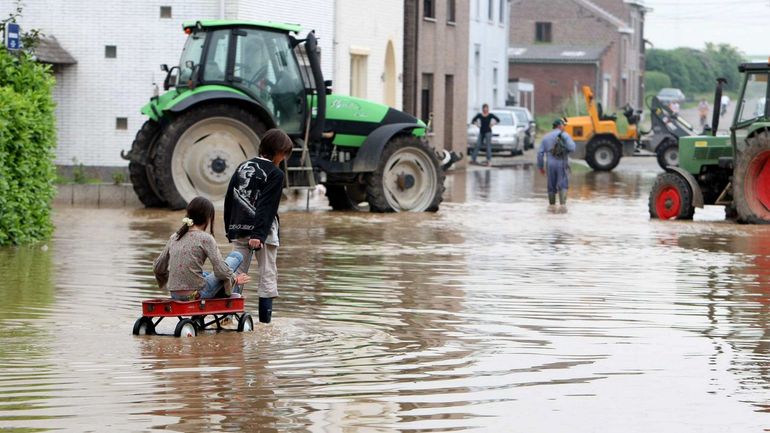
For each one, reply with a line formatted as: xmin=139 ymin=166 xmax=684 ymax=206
xmin=643 ymin=0 xmax=768 ymax=56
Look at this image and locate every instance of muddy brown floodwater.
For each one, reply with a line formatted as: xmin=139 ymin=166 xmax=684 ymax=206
xmin=2 ymin=156 xmax=770 ymax=432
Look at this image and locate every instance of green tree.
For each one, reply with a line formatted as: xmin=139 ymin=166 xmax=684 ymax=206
xmin=644 ymin=70 xmax=671 ymax=93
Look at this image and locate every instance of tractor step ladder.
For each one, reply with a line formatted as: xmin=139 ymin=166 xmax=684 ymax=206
xmin=283 ymin=139 xmax=316 ymax=190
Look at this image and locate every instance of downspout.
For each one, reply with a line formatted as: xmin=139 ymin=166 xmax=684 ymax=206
xmin=413 ymin=0 xmax=420 ymax=116
xmin=219 ymin=0 xmax=225 ymax=19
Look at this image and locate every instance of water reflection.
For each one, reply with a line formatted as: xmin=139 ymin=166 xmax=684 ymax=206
xmin=1 ymin=158 xmax=769 ymax=431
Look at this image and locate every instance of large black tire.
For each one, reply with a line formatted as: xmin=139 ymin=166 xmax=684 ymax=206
xmin=325 ymin=184 xmax=368 ymax=211
xmin=585 ymin=137 xmax=621 ymax=171
xmin=128 ymin=120 xmax=166 ymax=207
xmin=152 ymin=104 xmax=267 ymax=210
xmin=649 ymin=172 xmax=695 ymax=220
xmin=656 ymin=138 xmax=679 ymax=170
xmin=366 ymin=135 xmax=445 ymax=212
xmin=733 ymin=130 xmax=770 ymax=224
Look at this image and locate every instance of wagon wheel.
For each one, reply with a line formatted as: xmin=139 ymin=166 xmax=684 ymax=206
xmin=174 ymin=318 xmax=197 ymax=338
xmin=132 ymin=317 xmax=156 ymax=336
xmin=237 ymin=313 xmax=254 ymax=332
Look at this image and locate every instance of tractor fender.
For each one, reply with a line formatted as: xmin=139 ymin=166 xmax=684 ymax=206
xmin=666 ymin=166 xmax=704 ymax=208
xmin=351 ymin=123 xmax=424 ymax=172
xmin=167 ymin=91 xmax=277 ymax=129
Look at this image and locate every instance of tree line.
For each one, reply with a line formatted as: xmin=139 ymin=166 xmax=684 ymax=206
xmin=644 ymin=43 xmax=746 ymax=96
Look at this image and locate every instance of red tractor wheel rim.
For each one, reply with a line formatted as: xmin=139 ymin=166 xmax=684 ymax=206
xmin=656 ymin=186 xmax=681 ymax=219
xmin=745 ymin=151 xmax=770 ymax=215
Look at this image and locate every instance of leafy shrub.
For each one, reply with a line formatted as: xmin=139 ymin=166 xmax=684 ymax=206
xmin=0 ymin=48 xmax=57 ymax=246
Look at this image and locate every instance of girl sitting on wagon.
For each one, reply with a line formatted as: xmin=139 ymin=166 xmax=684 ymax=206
xmin=153 ymin=196 xmax=250 ymax=301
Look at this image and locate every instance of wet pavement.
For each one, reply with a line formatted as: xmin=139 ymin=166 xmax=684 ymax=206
xmin=3 ymin=154 xmax=770 ymax=432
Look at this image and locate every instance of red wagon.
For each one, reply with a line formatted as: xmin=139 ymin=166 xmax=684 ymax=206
xmin=132 ymin=297 xmax=253 ymax=337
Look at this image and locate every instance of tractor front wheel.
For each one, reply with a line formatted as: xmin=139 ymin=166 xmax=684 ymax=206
xmin=366 ymin=136 xmax=445 ymax=212
xmin=649 ymin=172 xmax=694 ymax=220
xmin=585 ymin=138 xmax=621 ymax=171
xmin=656 ymin=138 xmax=679 ymax=170
xmin=128 ymin=120 xmax=166 ymax=207
xmin=152 ymin=104 xmax=266 ymax=210
xmin=733 ymin=131 xmax=770 ymax=223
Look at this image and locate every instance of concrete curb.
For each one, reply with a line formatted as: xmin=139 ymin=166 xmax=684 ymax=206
xmin=54 ymin=184 xmax=142 ymax=208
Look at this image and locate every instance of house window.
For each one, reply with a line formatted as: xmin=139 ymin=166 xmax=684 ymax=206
xmin=535 ymin=22 xmax=552 ymax=43
xmin=447 ymin=0 xmax=456 ymax=23
xmin=493 ymin=68 xmax=499 ymax=105
xmin=116 ymin=117 xmax=128 ymax=130
xmin=160 ymin=6 xmax=172 ymax=18
xmin=424 ymin=0 xmax=435 ymax=19
xmin=350 ymin=54 xmax=368 ymax=98
xmin=105 ymin=45 xmax=117 ymax=58
xmin=499 ymin=0 xmax=504 ymax=23
xmin=421 ymin=73 xmax=433 ymax=125
xmin=488 ymin=0 xmax=494 ymax=20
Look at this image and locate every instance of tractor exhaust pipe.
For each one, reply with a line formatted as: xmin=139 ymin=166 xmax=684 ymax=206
xmin=305 ymin=31 xmax=326 ymax=142
xmin=711 ymin=78 xmax=727 ymax=136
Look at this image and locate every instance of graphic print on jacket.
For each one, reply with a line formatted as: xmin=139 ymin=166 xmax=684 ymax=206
xmin=232 ymin=161 xmax=268 ymax=222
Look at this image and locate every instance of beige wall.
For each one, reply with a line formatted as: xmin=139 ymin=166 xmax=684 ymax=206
xmin=404 ymin=0 xmax=470 ymax=161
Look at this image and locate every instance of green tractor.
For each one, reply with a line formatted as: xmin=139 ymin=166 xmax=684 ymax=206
xmin=649 ymin=62 xmax=770 ymax=223
xmin=122 ymin=20 xmax=457 ymax=212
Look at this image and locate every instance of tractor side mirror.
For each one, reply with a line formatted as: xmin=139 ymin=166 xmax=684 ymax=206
xmin=160 ymin=64 xmax=169 ymax=72
xmin=324 ymin=80 xmax=333 ymax=95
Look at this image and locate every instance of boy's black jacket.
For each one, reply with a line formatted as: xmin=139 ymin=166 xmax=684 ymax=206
xmin=224 ymin=157 xmax=284 ymax=243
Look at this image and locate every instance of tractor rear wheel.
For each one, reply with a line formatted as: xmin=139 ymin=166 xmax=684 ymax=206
xmin=649 ymin=172 xmax=694 ymax=220
xmin=326 ymin=184 xmax=369 ymax=211
xmin=128 ymin=120 xmax=166 ymax=207
xmin=733 ymin=130 xmax=770 ymax=224
xmin=656 ymin=138 xmax=679 ymax=170
xmin=586 ymin=137 xmax=621 ymax=171
xmin=366 ymin=135 xmax=445 ymax=212
xmin=153 ymin=104 xmax=266 ymax=210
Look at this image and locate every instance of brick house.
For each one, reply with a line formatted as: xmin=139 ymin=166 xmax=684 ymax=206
xmin=509 ymin=0 xmax=648 ymax=114
xmin=508 ymin=45 xmax=610 ymax=115
xmin=403 ymin=0 xmax=469 ymax=158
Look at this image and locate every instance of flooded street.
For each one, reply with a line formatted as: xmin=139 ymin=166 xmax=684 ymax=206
xmin=3 ymin=155 xmax=770 ymax=432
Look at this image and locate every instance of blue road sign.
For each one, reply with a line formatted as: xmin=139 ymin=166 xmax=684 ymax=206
xmin=5 ymin=22 xmax=20 ymax=51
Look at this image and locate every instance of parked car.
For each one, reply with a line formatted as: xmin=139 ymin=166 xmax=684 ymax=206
xmin=507 ymin=106 xmax=536 ymax=150
xmin=657 ymin=88 xmax=686 ymax=104
xmin=467 ymin=109 xmax=527 ymax=156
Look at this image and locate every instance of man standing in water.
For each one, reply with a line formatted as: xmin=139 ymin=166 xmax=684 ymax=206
xmin=537 ymin=119 xmax=576 ymax=213
xmin=470 ymin=104 xmax=500 ymax=166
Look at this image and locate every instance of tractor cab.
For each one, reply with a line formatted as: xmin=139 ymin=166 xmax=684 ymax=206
xmin=158 ymin=21 xmax=322 ymax=137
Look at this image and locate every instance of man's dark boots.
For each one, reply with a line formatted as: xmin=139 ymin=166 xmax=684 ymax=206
xmin=258 ymin=297 xmax=273 ymax=323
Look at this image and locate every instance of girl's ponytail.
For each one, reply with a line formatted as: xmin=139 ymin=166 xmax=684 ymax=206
xmin=174 ymin=198 xmax=215 ymax=241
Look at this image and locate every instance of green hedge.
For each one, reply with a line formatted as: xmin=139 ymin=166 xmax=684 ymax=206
xmin=0 ymin=48 xmax=57 ymax=246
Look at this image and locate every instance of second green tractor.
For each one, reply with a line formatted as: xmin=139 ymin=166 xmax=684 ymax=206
xmin=649 ymin=63 xmax=770 ymax=223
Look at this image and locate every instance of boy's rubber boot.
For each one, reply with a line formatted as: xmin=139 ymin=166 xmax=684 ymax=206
xmin=558 ymin=190 xmax=568 ymax=205
xmin=258 ymin=297 xmax=273 ymax=323
xmin=548 ymin=193 xmax=556 ymax=205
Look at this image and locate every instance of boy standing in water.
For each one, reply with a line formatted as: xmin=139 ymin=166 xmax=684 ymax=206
xmin=224 ymin=129 xmax=293 ymax=323
xmin=537 ymin=119 xmax=576 ymax=213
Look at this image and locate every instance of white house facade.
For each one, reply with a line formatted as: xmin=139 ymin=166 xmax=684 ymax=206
xmin=468 ymin=0 xmax=509 ymax=120
xmin=333 ymin=0 xmax=403 ymax=110
xmin=10 ymin=0 xmax=335 ymax=169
